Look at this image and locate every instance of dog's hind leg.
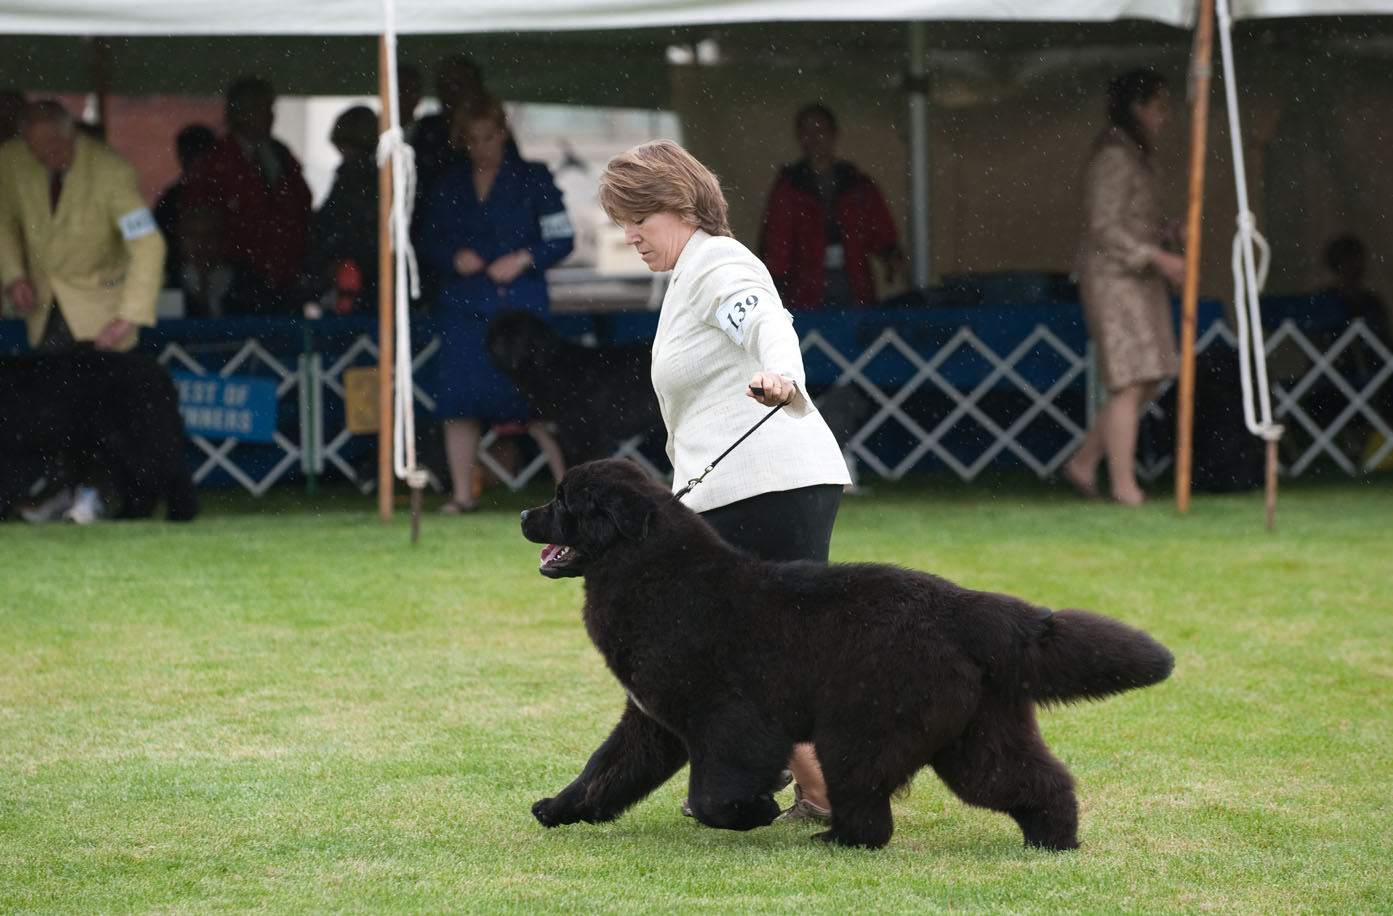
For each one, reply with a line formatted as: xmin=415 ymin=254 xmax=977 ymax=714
xmin=930 ymin=703 xmax=1079 ymax=850
xmin=532 ymin=700 xmax=688 ymax=828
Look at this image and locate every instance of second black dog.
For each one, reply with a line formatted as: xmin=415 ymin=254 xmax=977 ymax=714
xmin=485 ymin=310 xmax=663 ymax=464
xmin=0 ymin=351 xmax=198 ymax=521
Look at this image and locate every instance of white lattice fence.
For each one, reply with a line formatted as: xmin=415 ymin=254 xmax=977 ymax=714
xmin=801 ymin=324 xmax=1090 ymax=482
xmin=1267 ymin=318 xmax=1393 ymax=474
xmin=804 ymin=318 xmax=1390 ymax=484
xmin=161 ymin=317 xmax=1390 ymax=496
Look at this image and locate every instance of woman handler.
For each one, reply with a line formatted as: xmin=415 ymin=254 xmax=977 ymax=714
xmin=597 ymin=139 xmax=850 ymax=821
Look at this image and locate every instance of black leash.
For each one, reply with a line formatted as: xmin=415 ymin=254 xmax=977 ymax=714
xmin=674 ymin=388 xmax=785 ymax=502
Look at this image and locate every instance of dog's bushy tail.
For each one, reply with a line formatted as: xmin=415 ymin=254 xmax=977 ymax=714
xmin=1022 ymin=608 xmax=1174 ymax=704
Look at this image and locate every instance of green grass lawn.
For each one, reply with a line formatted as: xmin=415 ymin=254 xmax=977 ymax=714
xmin=1 ymin=473 xmax=1390 ymax=915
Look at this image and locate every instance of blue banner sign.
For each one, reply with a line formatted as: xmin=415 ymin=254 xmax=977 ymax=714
xmin=171 ymin=372 xmax=279 ymax=443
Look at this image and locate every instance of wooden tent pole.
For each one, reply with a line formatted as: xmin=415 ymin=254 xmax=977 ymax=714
xmin=376 ymin=36 xmax=395 ymax=521
xmin=1175 ymin=0 xmax=1217 ymax=514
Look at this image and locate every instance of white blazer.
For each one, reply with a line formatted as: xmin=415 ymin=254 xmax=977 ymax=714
xmin=652 ymin=230 xmax=850 ymax=513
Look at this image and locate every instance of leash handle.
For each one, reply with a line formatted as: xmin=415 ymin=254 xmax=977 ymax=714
xmin=674 ymin=401 xmax=784 ymax=502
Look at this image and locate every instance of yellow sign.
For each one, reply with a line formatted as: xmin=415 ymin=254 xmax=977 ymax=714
xmin=344 ymin=367 xmax=380 ymax=434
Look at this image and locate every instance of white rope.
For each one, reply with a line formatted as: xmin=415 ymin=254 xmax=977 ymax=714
xmin=377 ymin=0 xmax=428 ymax=489
xmin=1216 ymin=0 xmax=1284 ymax=444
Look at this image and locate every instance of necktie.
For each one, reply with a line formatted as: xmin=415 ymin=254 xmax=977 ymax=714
xmin=49 ymin=171 xmax=63 ymax=212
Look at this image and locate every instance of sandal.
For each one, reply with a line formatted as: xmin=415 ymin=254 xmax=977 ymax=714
xmin=774 ymin=786 xmax=832 ymax=824
xmin=438 ymin=499 xmax=478 ymax=516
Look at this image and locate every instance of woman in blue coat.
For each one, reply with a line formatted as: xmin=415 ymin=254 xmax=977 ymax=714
xmin=420 ymin=95 xmax=575 ymax=513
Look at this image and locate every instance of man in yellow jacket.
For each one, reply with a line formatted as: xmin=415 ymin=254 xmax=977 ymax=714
xmin=0 ymin=100 xmax=164 ymax=352
xmin=0 ymin=100 xmax=167 ymax=522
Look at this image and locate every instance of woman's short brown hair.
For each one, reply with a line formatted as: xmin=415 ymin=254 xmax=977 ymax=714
xmin=597 ymin=139 xmax=732 ymax=238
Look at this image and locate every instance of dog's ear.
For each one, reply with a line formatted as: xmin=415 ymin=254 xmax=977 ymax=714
xmin=603 ymin=490 xmax=652 ymax=542
xmin=573 ymin=481 xmax=652 ymax=547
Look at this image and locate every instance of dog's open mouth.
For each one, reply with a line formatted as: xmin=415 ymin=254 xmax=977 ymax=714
xmin=539 ymin=543 xmax=585 ymax=578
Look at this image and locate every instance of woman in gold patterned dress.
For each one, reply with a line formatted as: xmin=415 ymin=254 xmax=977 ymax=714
xmin=1062 ymin=68 xmax=1187 ymax=506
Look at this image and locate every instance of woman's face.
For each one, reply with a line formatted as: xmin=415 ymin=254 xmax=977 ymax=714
xmin=464 ymin=118 xmax=507 ymax=172
xmin=1131 ymin=88 xmax=1173 ymax=147
xmin=620 ymin=210 xmax=696 ymax=273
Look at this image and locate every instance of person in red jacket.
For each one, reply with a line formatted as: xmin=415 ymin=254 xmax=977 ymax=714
xmin=758 ymin=103 xmax=904 ymax=310
xmin=183 ymin=76 xmax=312 ymax=307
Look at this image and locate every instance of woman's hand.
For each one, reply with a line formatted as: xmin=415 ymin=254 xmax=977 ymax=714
xmin=452 ymin=249 xmax=486 ymax=277
xmin=5 ymin=278 xmax=35 ymax=314
xmin=1152 ymin=248 xmax=1187 ymax=288
xmin=94 ymin=317 xmax=133 ymax=351
xmin=486 ymin=249 xmax=533 ymax=285
xmin=746 ymin=371 xmax=794 ymax=407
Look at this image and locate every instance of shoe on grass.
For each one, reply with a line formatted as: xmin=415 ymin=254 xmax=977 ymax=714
xmin=63 ymin=487 xmax=105 ymax=525
xmin=774 ymin=787 xmax=831 ymax=824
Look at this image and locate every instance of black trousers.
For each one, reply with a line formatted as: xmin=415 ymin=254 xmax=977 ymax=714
xmin=38 ymin=305 xmax=90 ymax=353
xmin=700 ymin=484 xmax=843 ymax=563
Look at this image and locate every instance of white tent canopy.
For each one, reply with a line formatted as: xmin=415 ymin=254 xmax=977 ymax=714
xmin=2 ymin=0 xmax=1391 ymax=36
xmin=3 ymin=5 xmax=1389 ymax=102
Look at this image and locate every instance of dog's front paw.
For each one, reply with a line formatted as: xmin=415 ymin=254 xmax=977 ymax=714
xmin=532 ymin=796 xmax=582 ymax=827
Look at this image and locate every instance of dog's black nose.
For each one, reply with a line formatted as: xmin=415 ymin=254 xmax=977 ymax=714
xmin=520 ymin=509 xmax=530 ymax=522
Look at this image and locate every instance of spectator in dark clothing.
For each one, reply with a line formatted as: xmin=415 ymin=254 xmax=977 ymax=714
xmin=1320 ymin=235 xmax=1393 ymax=439
xmin=397 ymin=63 xmax=424 ymax=143
xmin=155 ymin=123 xmax=216 ymax=288
xmin=183 ymin=76 xmax=312 ymax=301
xmin=303 ymin=105 xmax=379 ymax=315
xmin=1323 ymin=234 xmax=1391 ymax=350
xmin=411 ymin=55 xmax=487 ymax=197
xmin=759 ymin=103 xmax=903 ymax=309
xmin=174 ymin=205 xmax=284 ymax=317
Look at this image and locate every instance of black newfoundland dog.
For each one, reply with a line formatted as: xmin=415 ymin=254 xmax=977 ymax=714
xmin=0 ymin=351 xmax=198 ymax=521
xmin=520 ymin=459 xmax=1173 ymax=850
xmin=485 ymin=310 xmax=663 ymax=463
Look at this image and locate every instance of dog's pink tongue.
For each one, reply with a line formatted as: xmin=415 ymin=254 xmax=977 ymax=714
xmin=540 ymin=544 xmax=562 ymax=566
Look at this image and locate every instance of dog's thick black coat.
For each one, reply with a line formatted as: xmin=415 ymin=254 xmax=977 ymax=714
xmin=485 ymin=310 xmax=663 ymax=463
xmin=520 ymin=459 xmax=1173 ymax=850
xmin=0 ymin=352 xmax=198 ymax=521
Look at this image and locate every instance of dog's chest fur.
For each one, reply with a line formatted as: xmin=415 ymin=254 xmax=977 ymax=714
xmin=579 ymin=553 xmax=744 ymax=722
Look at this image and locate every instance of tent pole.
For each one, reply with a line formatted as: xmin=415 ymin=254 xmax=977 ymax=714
xmin=377 ymin=35 xmax=395 ymax=521
xmin=906 ymin=22 xmax=931 ymax=289
xmin=1175 ymin=0 xmax=1216 ymax=514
